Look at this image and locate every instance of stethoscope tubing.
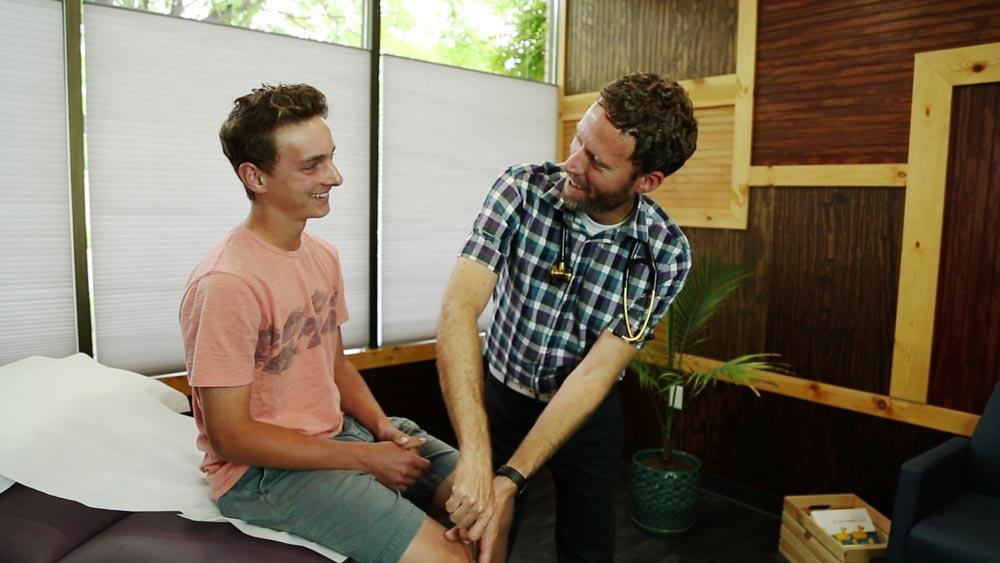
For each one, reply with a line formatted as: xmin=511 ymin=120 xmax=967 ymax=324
xmin=548 ymin=214 xmax=657 ymax=343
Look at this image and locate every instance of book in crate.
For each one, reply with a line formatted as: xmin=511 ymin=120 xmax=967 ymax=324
xmin=810 ymin=507 xmax=883 ymax=546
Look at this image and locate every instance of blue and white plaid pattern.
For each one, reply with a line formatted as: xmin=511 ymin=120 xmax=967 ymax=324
xmin=461 ymin=162 xmax=691 ymax=395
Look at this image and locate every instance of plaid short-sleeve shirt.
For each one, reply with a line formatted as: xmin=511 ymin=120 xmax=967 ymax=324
xmin=461 ymin=162 xmax=691 ymax=395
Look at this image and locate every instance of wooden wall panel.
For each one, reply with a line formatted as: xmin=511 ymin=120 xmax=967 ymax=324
xmin=765 ymin=188 xmax=905 ymax=393
xmin=666 ymin=187 xmax=776 ymax=360
xmin=928 ymin=82 xmax=1000 ymax=413
xmin=753 ymin=0 xmax=1000 ymax=165
xmin=560 ymin=120 xmax=575 ymax=160
xmin=651 ymin=106 xmax=736 ymax=224
xmin=656 ymin=187 xmax=904 ymax=394
xmin=638 ymin=181 xmax=931 ymax=505
xmin=566 ymin=0 xmax=737 ymax=95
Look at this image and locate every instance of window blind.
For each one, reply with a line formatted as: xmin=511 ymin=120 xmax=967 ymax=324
xmin=0 ymin=0 xmax=78 ymax=366
xmin=379 ymin=56 xmax=557 ymax=344
xmin=84 ymin=5 xmax=371 ymax=373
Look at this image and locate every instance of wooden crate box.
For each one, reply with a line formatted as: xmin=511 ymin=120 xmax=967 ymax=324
xmin=779 ymin=493 xmax=891 ymax=563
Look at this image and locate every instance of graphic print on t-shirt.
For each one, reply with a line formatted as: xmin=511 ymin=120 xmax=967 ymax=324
xmin=254 ymin=289 xmax=339 ymax=374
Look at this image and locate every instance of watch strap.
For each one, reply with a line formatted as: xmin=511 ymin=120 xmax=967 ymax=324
xmin=496 ymin=464 xmax=528 ymax=495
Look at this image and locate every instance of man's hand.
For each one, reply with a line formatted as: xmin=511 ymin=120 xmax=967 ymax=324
xmin=374 ymin=418 xmax=426 ymax=451
xmin=363 ymin=441 xmax=430 ymax=491
xmin=476 ymin=476 xmax=517 ymax=563
xmin=444 ymin=453 xmax=496 ymax=542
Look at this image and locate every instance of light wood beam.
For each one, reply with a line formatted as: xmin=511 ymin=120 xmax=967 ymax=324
xmin=748 ymin=164 xmax=908 ymax=187
xmin=682 ymin=355 xmax=980 ymax=437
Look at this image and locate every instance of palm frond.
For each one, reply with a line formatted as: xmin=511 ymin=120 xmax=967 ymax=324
xmin=668 ymin=257 xmax=752 ymax=362
xmin=627 ymin=254 xmax=788 ymax=460
xmin=683 ymin=353 xmax=786 ymax=396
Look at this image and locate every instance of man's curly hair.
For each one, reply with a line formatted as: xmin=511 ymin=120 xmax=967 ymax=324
xmin=598 ymin=73 xmax=698 ymax=178
xmin=219 ymin=83 xmax=328 ymax=200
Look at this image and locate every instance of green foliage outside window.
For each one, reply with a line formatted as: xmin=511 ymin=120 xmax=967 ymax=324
xmin=91 ymin=0 xmax=365 ymax=47
xmin=382 ymin=0 xmax=547 ymax=81
xmin=91 ymin=0 xmax=549 ymax=82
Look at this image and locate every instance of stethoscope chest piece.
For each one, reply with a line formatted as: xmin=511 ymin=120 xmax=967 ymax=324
xmin=550 ymin=215 xmax=575 ymax=284
xmin=550 ymin=261 xmax=573 ymax=284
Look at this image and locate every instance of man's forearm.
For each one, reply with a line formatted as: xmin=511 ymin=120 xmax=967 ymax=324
xmin=436 ymin=305 xmax=491 ymax=460
xmin=504 ymin=366 xmax=619 ymax=478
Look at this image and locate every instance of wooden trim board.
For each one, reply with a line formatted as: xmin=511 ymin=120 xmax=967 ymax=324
xmin=748 ymin=164 xmax=908 ymax=187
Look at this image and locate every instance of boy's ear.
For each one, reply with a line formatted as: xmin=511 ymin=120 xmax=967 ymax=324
xmin=238 ymin=162 xmax=266 ymax=195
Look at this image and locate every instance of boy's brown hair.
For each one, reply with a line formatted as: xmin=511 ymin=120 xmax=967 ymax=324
xmin=219 ymin=83 xmax=328 ymax=200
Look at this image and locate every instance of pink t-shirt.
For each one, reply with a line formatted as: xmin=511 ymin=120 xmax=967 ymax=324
xmin=179 ymin=227 xmax=348 ymax=500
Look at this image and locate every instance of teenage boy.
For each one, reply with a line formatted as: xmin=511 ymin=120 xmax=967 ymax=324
xmin=180 ymin=83 xmax=470 ymax=563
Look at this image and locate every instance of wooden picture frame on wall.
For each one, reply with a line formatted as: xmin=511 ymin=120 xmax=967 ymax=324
xmin=890 ymin=41 xmax=1000 ymax=403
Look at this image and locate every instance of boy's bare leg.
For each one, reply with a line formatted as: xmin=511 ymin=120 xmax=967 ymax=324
xmin=399 ymin=517 xmax=473 ymax=563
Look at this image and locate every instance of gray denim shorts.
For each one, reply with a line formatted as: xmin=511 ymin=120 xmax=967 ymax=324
xmin=217 ymin=416 xmax=457 ymax=563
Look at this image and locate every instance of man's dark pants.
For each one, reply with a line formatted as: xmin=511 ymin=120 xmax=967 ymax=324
xmin=484 ymin=371 xmax=624 ymax=563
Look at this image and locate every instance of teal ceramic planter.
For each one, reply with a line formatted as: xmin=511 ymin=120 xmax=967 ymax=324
xmin=630 ymin=448 xmax=701 ymax=535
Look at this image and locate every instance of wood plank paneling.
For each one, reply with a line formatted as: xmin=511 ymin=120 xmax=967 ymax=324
xmin=928 ymin=81 xmax=1000 ymax=413
xmin=753 ymin=0 xmax=1000 ymax=165
xmin=651 ymin=105 xmax=739 ymax=227
xmin=668 ymin=187 xmax=776 ymax=359
xmin=560 ymin=119 xmax=575 ymax=161
xmin=566 ymin=0 xmax=737 ymax=95
xmin=765 ymin=188 xmax=905 ymax=393
xmin=655 ymin=187 xmax=904 ymax=395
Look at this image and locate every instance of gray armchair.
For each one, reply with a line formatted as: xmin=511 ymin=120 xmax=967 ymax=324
xmin=887 ymin=382 xmax=1000 ymax=563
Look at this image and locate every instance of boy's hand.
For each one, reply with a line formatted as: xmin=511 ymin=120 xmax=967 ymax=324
xmin=364 ymin=441 xmax=431 ymax=491
xmin=375 ymin=419 xmax=427 ymax=451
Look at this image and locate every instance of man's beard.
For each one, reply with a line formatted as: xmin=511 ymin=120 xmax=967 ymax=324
xmin=558 ymin=174 xmax=635 ymax=216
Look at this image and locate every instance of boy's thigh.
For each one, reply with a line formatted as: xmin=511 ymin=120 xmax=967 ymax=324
xmin=219 ymin=466 xmax=425 ymax=563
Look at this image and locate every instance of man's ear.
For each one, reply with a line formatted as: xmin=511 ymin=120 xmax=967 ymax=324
xmin=238 ymin=162 xmax=266 ymax=196
xmin=635 ymin=170 xmax=665 ymax=195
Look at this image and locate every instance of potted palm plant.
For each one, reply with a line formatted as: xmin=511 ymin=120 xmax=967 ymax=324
xmin=629 ymin=256 xmax=784 ymax=535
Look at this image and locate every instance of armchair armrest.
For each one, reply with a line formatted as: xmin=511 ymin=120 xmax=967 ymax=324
xmin=887 ymin=436 xmax=969 ymax=563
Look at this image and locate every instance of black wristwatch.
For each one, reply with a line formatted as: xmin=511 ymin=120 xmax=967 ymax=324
xmin=496 ymin=464 xmax=528 ymax=495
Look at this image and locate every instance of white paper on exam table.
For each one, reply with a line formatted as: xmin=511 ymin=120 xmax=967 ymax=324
xmin=0 ymin=354 xmax=344 ymax=562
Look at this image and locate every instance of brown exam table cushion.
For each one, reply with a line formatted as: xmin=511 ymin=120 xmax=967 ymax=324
xmin=0 ymin=483 xmax=339 ymax=562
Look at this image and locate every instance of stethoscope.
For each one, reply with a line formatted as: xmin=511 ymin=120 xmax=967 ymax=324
xmin=549 ymin=216 xmax=658 ymax=343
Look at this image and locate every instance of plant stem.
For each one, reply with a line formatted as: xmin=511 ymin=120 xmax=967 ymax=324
xmin=661 ymin=390 xmax=676 ymax=465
